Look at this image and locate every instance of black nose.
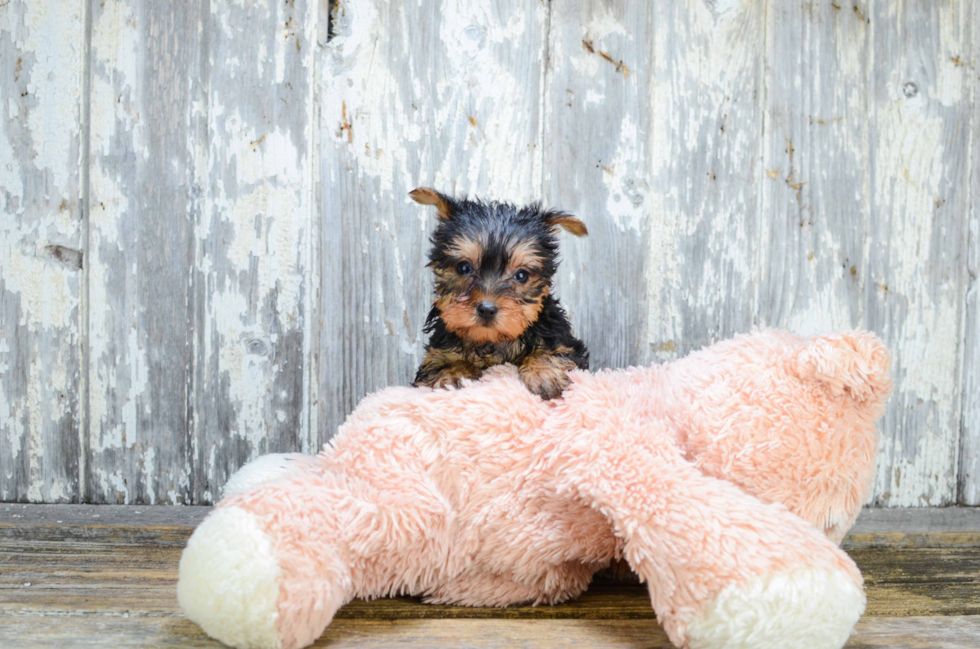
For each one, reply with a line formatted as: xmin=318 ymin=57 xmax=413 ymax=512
xmin=475 ymin=301 xmax=498 ymax=320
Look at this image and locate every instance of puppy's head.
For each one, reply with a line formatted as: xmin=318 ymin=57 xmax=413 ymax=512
xmin=410 ymin=187 xmax=586 ymax=344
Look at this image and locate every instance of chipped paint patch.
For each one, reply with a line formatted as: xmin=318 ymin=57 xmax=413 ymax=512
xmin=601 ymin=114 xmax=647 ymax=234
xmin=20 ymin=1 xmax=85 ymax=196
xmin=1 ymin=0 xmax=85 ymax=502
xmin=2 ymin=0 xmax=978 ymax=508
xmin=872 ymin=99 xmax=945 ymax=294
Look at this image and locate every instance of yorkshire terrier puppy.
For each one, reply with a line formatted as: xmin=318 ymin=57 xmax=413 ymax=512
xmin=410 ymin=187 xmax=589 ymax=400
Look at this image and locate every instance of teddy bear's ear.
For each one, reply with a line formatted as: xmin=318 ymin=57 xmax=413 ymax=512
xmin=409 ymin=187 xmax=454 ymax=221
xmin=542 ymin=210 xmax=588 ymax=237
xmin=795 ymin=331 xmax=892 ymax=404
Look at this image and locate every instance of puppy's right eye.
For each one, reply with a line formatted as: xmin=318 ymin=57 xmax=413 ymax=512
xmin=456 ymin=261 xmax=472 ymax=275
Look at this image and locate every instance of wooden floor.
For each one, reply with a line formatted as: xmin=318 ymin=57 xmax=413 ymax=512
xmin=1 ymin=505 xmax=979 ymax=648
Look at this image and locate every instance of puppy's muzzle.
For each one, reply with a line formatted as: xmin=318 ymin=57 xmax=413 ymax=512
xmin=475 ymin=301 xmax=498 ymax=324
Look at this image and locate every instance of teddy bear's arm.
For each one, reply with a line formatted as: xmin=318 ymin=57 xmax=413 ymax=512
xmin=555 ymin=426 xmax=867 ymax=649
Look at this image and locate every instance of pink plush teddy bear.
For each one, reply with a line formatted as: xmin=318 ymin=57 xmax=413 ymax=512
xmin=177 ymin=329 xmax=891 ymax=649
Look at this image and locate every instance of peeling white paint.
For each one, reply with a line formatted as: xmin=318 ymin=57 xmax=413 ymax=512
xmin=0 ymin=128 xmax=24 ymax=210
xmin=20 ymin=1 xmax=85 ymax=196
xmin=96 ymin=468 xmax=131 ymax=504
xmin=1 ymin=0 xmax=85 ymax=503
xmin=1 ymin=244 xmax=77 ymax=330
xmin=141 ymin=447 xmax=156 ymax=505
xmin=873 ymin=100 xmax=945 ymax=294
xmin=3 ymin=0 xmax=978 ymax=507
xmin=91 ymin=0 xmax=139 ymax=105
xmin=601 ymin=113 xmax=646 ymax=234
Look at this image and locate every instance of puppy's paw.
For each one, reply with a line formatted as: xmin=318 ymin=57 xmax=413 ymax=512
xmin=519 ymin=354 xmax=575 ymax=400
xmin=521 ymin=370 xmax=570 ymax=400
xmin=417 ymin=364 xmax=482 ymax=390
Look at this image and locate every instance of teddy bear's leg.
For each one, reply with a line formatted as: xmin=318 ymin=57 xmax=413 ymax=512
xmin=178 ymin=504 xmax=293 ymax=649
xmin=180 ymin=470 xmax=358 ymax=649
xmin=561 ymin=441 xmax=865 ymax=649
xmin=180 ymin=461 xmax=457 ymax=649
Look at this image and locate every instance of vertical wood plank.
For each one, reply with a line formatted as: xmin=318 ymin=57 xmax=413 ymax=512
xmin=544 ymin=0 xmax=766 ymax=369
xmin=0 ymin=1 xmax=86 ymax=502
xmin=86 ymin=0 xmax=203 ymax=503
xmin=959 ymin=1 xmax=980 ymax=506
xmin=189 ymin=0 xmax=316 ymax=503
xmin=644 ymin=1 xmax=766 ymax=364
xmin=866 ymin=1 xmax=972 ymax=506
xmin=542 ymin=0 xmax=653 ymax=369
xmin=758 ymin=1 xmax=871 ymax=334
xmin=87 ymin=0 xmax=316 ymax=504
xmin=314 ymin=1 xmax=549 ymax=442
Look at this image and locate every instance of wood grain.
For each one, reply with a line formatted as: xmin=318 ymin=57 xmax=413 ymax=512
xmin=313 ymin=0 xmax=550 ymax=442
xmin=2 ymin=617 xmax=980 ymax=649
xmin=2 ymin=505 xmax=979 ymax=624
xmin=0 ymin=1 xmax=86 ymax=502
xmin=1 ymin=0 xmax=980 ymax=506
xmin=758 ymin=1 xmax=870 ymax=337
xmin=187 ymin=0 xmax=317 ymax=503
xmin=2 ymin=506 xmax=979 ymax=647
xmin=9 ymin=502 xmax=979 ymax=534
xmin=644 ymin=0 xmax=766 ymax=364
xmin=541 ymin=0 xmax=653 ymax=370
xmin=850 ymin=506 xmax=980 ymax=534
xmin=960 ymin=0 xmax=980 ymax=506
xmin=865 ymin=0 xmax=974 ymax=507
xmin=85 ymin=0 xmax=316 ymax=504
xmin=85 ymin=0 xmax=203 ymax=504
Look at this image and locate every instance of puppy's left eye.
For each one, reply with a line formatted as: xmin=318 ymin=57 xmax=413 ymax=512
xmin=514 ymin=269 xmax=530 ymax=283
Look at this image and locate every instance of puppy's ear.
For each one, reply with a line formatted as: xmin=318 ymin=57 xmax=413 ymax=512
xmin=542 ymin=210 xmax=588 ymax=237
xmin=409 ymin=187 xmax=454 ymax=221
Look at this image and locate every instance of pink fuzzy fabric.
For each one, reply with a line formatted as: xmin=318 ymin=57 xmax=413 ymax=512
xmin=217 ymin=329 xmax=890 ymax=648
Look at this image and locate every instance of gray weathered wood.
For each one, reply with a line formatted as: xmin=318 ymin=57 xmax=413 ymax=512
xmin=187 ymin=0 xmax=316 ymax=503
xmin=960 ymin=0 xmax=980 ymax=506
xmin=85 ymin=0 xmax=203 ymax=504
xmin=0 ymin=502 xmax=210 ymax=527
xmin=313 ymin=0 xmax=549 ymax=443
xmin=0 ymin=0 xmax=86 ymax=502
xmin=4 ymin=505 xmax=980 ymax=648
xmin=2 ymin=0 xmax=980 ymax=506
xmin=865 ymin=0 xmax=973 ymax=507
xmin=542 ymin=1 xmax=653 ymax=369
xmin=85 ymin=0 xmax=315 ymax=504
xmin=7 ymin=503 xmax=980 ymax=535
xmin=851 ymin=507 xmax=980 ymax=535
xmin=644 ymin=0 xmax=766 ymax=364
xmin=758 ymin=1 xmax=870 ymax=335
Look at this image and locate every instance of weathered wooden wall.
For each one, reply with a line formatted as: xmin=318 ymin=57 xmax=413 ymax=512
xmin=0 ymin=0 xmax=977 ymax=506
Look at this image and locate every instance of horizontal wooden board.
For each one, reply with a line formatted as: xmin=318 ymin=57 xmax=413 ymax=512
xmin=2 ymin=0 xmax=979 ymax=511
xmin=1 ymin=615 xmax=978 ymax=649
xmin=8 ymin=503 xmax=980 ymax=533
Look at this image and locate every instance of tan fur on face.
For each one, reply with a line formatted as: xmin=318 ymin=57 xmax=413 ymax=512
xmin=446 ymin=236 xmax=482 ymax=266
xmin=436 ymin=287 xmax=546 ymax=343
xmin=505 ymin=240 xmax=545 ymax=275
